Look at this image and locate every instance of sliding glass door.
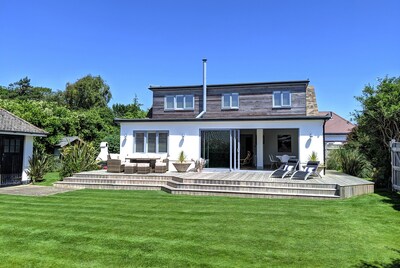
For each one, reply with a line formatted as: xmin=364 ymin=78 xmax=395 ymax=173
xmin=200 ymin=130 xmax=241 ymax=170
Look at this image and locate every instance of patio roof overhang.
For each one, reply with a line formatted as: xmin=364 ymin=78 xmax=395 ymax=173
xmin=114 ymin=115 xmax=332 ymax=124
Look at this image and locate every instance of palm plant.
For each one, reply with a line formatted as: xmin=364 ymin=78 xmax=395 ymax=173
xmin=60 ymin=141 xmax=98 ymax=178
xmin=308 ymin=151 xmax=318 ymax=161
xmin=26 ymin=148 xmax=52 ymax=184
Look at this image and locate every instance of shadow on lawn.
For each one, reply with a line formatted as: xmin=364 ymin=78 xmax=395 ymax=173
xmin=375 ymin=189 xmax=400 ymax=212
xmin=355 ymin=249 xmax=400 ymax=268
xmin=355 ymin=259 xmax=400 ymax=268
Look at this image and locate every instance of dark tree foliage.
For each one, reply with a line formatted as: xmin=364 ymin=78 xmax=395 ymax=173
xmin=112 ymin=96 xmax=148 ymax=119
xmin=0 ymin=75 xmax=148 ymax=157
xmin=351 ymin=76 xmax=400 ymax=187
xmin=65 ymin=75 xmax=112 ymax=110
xmin=0 ymin=77 xmax=53 ymax=101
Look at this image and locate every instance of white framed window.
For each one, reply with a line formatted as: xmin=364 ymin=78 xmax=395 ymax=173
xmin=164 ymin=95 xmax=194 ymax=110
xmin=221 ymin=93 xmax=239 ymax=109
xmin=134 ymin=131 xmax=169 ymax=153
xmin=165 ymin=96 xmax=175 ymax=110
xmin=273 ymin=91 xmax=291 ymax=108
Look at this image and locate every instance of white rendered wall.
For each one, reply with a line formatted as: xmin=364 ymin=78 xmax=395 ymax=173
xmin=120 ymin=119 xmax=325 ymax=170
xmin=22 ymin=136 xmax=33 ymax=182
xmin=325 ymin=134 xmax=348 ymax=143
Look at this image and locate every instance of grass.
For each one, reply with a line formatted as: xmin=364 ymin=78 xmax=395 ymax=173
xmin=0 ymin=190 xmax=399 ymax=267
xmin=35 ymin=172 xmax=61 ymax=186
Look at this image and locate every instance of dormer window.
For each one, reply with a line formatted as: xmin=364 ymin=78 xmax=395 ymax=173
xmin=164 ymin=95 xmax=194 ymax=111
xmin=222 ymin=93 xmax=239 ymax=110
xmin=273 ymin=91 xmax=291 ymax=108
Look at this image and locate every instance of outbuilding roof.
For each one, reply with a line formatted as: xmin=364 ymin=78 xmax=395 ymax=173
xmin=55 ymin=136 xmax=82 ymax=147
xmin=0 ymin=108 xmax=48 ymax=136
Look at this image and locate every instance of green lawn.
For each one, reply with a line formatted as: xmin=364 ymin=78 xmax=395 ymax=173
xmin=0 ymin=190 xmax=399 ymax=267
xmin=35 ymin=172 xmax=61 ymax=186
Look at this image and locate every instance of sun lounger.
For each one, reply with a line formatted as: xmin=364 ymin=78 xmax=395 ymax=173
xmin=290 ymin=161 xmax=320 ymax=180
xmin=269 ymin=159 xmax=299 ymax=179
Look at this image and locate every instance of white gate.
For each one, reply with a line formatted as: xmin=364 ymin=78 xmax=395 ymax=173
xmin=390 ymin=140 xmax=400 ymax=191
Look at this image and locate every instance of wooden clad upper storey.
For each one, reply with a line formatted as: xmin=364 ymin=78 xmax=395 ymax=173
xmin=149 ymin=80 xmax=315 ymax=119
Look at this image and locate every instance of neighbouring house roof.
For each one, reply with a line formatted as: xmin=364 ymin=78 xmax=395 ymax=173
xmin=115 ymin=114 xmax=331 ymax=123
xmin=319 ymin=111 xmax=355 ymax=134
xmin=0 ymin=108 xmax=48 ymax=136
xmin=55 ymin=136 xmax=82 ymax=147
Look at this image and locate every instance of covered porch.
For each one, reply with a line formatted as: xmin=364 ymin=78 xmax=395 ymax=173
xmin=200 ymin=128 xmax=307 ymax=171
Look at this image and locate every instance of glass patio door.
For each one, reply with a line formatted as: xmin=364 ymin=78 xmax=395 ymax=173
xmin=200 ymin=130 xmax=240 ymax=170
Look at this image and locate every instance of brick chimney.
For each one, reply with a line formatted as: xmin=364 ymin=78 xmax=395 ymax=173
xmin=306 ymin=85 xmax=319 ymax=116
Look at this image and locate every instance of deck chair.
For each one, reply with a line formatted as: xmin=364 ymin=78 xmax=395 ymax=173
xmin=269 ymin=159 xmax=299 ymax=179
xmin=269 ymin=154 xmax=279 ymax=169
xmin=240 ymin=151 xmax=253 ymax=166
xmin=290 ymin=161 xmax=320 ymax=180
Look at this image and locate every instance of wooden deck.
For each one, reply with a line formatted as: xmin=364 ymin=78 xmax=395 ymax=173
xmin=56 ymin=169 xmax=374 ymax=199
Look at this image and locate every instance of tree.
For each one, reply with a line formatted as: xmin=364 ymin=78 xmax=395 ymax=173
xmin=1 ymin=77 xmax=53 ymax=101
xmin=112 ymin=96 xmax=148 ymax=119
xmin=65 ymin=75 xmax=112 ymax=109
xmin=351 ymin=76 xmax=400 ymax=186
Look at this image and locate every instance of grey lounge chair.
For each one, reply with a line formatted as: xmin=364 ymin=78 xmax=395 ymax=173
xmin=269 ymin=159 xmax=299 ymax=179
xmin=290 ymin=161 xmax=320 ymax=180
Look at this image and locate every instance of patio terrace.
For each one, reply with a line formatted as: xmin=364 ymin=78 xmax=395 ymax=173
xmin=55 ymin=169 xmax=374 ymax=199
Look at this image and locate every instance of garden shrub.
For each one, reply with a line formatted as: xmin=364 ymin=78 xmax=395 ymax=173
xmin=26 ymin=148 xmax=52 ymax=184
xmin=60 ymin=141 xmax=98 ymax=178
xmin=328 ymin=148 xmax=372 ymax=178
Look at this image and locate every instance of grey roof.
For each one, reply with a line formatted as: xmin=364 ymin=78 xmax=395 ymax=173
xmin=148 ymin=80 xmax=310 ymax=90
xmin=0 ymin=109 xmax=48 ymax=136
xmin=55 ymin=136 xmax=81 ymax=147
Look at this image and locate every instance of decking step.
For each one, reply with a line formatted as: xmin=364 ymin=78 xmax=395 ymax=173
xmin=161 ymin=185 xmax=340 ymax=199
xmin=166 ymin=181 xmax=338 ymax=195
xmin=172 ymin=177 xmax=337 ymax=189
xmin=74 ymin=173 xmax=172 ymax=180
xmin=62 ymin=176 xmax=168 ymax=185
xmin=54 ymin=181 xmax=162 ymax=190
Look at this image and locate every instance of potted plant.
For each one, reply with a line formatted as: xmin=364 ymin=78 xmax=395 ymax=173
xmin=308 ymin=151 xmax=325 ymax=174
xmin=172 ymin=151 xmax=191 ymax=172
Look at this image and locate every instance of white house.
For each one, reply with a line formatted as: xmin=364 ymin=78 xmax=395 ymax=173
xmin=0 ymin=109 xmax=47 ymax=186
xmin=117 ymin=61 xmax=330 ymax=172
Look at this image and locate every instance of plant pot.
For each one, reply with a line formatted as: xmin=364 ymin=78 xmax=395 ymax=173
xmin=173 ymin=162 xmax=191 ymax=173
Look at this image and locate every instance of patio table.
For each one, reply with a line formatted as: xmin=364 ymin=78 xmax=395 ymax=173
xmin=125 ymin=157 xmax=161 ymax=172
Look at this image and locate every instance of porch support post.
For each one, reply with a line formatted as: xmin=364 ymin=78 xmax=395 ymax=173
xmin=229 ymin=130 xmax=233 ymax=171
xmin=256 ymin=129 xmax=264 ymax=170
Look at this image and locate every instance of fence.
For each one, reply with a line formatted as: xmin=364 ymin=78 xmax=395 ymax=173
xmin=390 ymin=140 xmax=400 ymax=191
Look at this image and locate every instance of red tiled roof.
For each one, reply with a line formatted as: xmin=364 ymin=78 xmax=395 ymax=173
xmin=319 ymin=111 xmax=355 ymax=134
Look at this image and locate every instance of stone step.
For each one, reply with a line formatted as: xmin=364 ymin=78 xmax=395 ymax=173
xmin=166 ymin=181 xmax=338 ymax=195
xmin=54 ymin=181 xmax=162 ymax=190
xmin=171 ymin=177 xmax=337 ymax=189
xmin=62 ymin=177 xmax=168 ymax=185
xmin=74 ymin=172 xmax=172 ymax=180
xmin=161 ymin=185 xmax=340 ymax=199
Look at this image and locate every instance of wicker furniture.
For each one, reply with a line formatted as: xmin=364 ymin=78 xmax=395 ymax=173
xmin=155 ymin=162 xmax=167 ymax=173
xmin=137 ymin=163 xmax=150 ymax=174
xmin=107 ymin=159 xmax=124 ymax=173
xmin=124 ymin=163 xmax=137 ymax=174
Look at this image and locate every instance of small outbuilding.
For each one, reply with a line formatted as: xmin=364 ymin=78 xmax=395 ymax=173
xmin=54 ymin=136 xmax=82 ymax=157
xmin=0 ymin=109 xmax=47 ymax=186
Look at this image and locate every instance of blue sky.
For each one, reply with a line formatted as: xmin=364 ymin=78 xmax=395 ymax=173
xmin=1 ymin=0 xmax=399 ymax=120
